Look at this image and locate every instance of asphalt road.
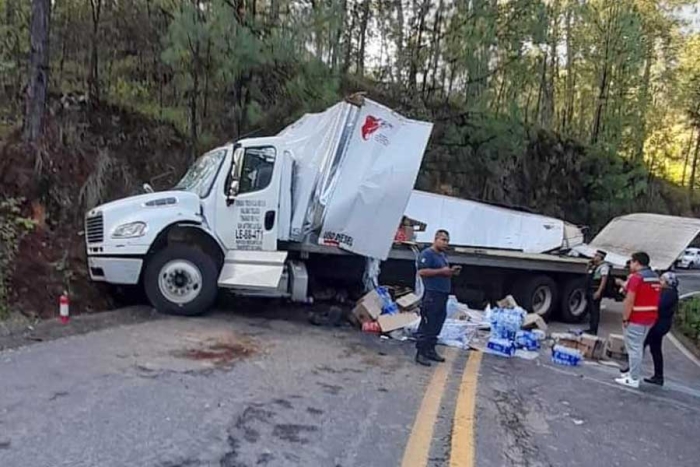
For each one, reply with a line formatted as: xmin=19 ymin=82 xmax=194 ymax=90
xmin=1 ymin=280 xmax=700 ymax=467
xmin=675 ymin=269 xmax=700 ymax=296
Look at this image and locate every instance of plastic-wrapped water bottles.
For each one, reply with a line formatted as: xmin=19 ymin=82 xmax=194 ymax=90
xmin=382 ymin=301 xmax=399 ymax=315
xmin=551 ymin=345 xmax=582 ymax=366
xmin=487 ymin=337 xmax=516 ymax=357
xmin=446 ymin=295 xmax=460 ymax=318
xmin=375 ymin=287 xmax=399 ymax=315
xmin=515 ymin=331 xmax=540 ymax=351
xmin=487 ymin=307 xmax=526 ymax=357
xmin=489 ymin=307 xmax=525 ymax=340
xmin=376 ymin=287 xmax=392 ymax=306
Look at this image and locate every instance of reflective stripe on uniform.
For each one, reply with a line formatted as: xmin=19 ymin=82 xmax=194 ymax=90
xmin=632 ymin=306 xmax=657 ymax=311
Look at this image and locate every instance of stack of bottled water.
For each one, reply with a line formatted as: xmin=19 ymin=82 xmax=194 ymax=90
xmin=551 ymin=345 xmax=582 ymax=366
xmin=515 ymin=330 xmax=540 ymax=351
xmin=486 ymin=307 xmax=526 ymax=357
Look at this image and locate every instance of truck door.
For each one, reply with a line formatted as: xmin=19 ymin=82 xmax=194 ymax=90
xmin=216 ymin=144 xmax=288 ymax=291
xmin=217 ymin=145 xmax=280 ymax=251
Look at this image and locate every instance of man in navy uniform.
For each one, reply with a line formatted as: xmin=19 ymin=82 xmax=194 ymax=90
xmin=415 ymin=229 xmax=461 ymax=366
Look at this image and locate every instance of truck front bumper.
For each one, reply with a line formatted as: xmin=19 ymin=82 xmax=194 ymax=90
xmin=88 ymin=256 xmax=143 ymax=285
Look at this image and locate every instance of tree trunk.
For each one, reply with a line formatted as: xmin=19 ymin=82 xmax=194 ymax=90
xmin=88 ymin=0 xmax=103 ymax=102
xmin=591 ymin=3 xmax=619 ymax=145
xmin=189 ymin=62 xmax=199 ymax=163
xmin=425 ymin=0 xmax=444 ymax=99
xmin=409 ymin=0 xmax=429 ymax=91
xmin=534 ymin=56 xmax=547 ymax=123
xmin=563 ymin=1 xmax=574 ymax=133
xmin=542 ymin=0 xmax=559 ymax=127
xmin=342 ymin=3 xmax=356 ymax=74
xmin=690 ymin=130 xmax=700 ymax=193
xmin=203 ymin=39 xmax=212 ymax=121
xmin=4 ymin=0 xmax=20 ymax=97
xmin=682 ymin=127 xmax=696 ymax=186
xmin=395 ymin=0 xmax=405 ymax=84
xmin=357 ymin=0 xmax=371 ymax=76
xmin=633 ymin=37 xmax=654 ymax=161
xmin=331 ymin=0 xmax=347 ymax=73
xmin=23 ymin=0 xmax=51 ymax=144
xmin=270 ymin=0 xmax=280 ymax=25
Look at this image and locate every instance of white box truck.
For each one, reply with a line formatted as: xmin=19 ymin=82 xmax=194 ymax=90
xmin=84 ymin=97 xmax=700 ymax=322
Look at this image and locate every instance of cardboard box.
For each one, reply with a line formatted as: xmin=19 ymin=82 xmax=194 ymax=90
xmin=349 ymin=291 xmax=384 ymax=327
xmin=349 ymin=303 xmax=375 ymax=327
xmin=396 ymin=293 xmax=420 ymax=311
xmin=605 ymin=333 xmax=626 ymax=354
xmin=552 ymin=332 xmax=581 ymax=352
xmin=604 ymin=333 xmax=628 ymax=361
xmin=522 ymin=314 xmax=548 ymax=331
xmin=360 ymin=289 xmax=385 ymax=316
xmin=377 ymin=312 xmax=420 ymax=333
xmin=497 ymin=295 xmax=519 ymax=309
xmin=579 ymin=334 xmax=606 ymax=360
xmin=558 ymin=338 xmax=581 ymax=352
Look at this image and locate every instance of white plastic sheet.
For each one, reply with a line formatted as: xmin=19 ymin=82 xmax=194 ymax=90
xmin=405 ymin=190 xmax=581 ymax=253
xmin=438 ymin=320 xmax=479 ymax=349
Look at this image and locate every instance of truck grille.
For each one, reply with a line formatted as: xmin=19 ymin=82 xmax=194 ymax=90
xmin=86 ymin=212 xmax=104 ymax=244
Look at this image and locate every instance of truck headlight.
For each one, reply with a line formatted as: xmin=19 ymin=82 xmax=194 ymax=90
xmin=112 ymin=221 xmax=147 ymax=238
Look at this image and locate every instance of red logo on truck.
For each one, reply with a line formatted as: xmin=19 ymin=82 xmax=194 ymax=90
xmin=361 ymin=115 xmax=392 ymax=140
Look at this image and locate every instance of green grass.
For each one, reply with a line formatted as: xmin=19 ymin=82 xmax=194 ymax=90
xmin=675 ymin=296 xmax=700 ymax=348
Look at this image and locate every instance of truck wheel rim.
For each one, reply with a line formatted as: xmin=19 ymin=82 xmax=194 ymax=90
xmin=158 ymin=260 xmax=202 ymax=304
xmin=532 ymin=286 xmax=552 ymax=316
xmin=568 ymin=290 xmax=587 ymax=317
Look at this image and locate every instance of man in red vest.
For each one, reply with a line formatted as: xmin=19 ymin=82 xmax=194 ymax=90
xmin=616 ymin=251 xmax=661 ymax=388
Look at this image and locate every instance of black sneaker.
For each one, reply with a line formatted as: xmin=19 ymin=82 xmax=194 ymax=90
xmin=427 ymin=350 xmax=446 ymax=362
xmin=415 ymin=352 xmax=432 ymax=367
xmin=644 ymin=376 xmax=664 ymax=386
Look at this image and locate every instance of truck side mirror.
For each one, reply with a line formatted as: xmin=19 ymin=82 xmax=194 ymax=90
xmin=226 ymin=180 xmax=240 ymax=206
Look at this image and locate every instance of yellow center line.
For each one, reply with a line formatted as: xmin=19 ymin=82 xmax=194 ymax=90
xmin=401 ymin=348 xmax=457 ymax=467
xmin=450 ymin=351 xmax=483 ymax=467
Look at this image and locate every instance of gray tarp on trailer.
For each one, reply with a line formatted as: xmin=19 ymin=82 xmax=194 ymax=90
xmin=574 ymin=213 xmax=700 ymax=271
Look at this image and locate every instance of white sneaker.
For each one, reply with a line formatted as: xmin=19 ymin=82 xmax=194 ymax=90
xmin=615 ymin=376 xmax=640 ymax=389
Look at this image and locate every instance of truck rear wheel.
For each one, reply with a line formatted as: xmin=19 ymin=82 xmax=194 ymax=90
xmin=144 ymin=244 xmax=218 ymax=316
xmin=513 ymin=275 xmax=558 ymax=320
xmin=559 ymin=278 xmax=588 ymax=323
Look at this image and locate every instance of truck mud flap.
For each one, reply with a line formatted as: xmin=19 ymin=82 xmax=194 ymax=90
xmin=218 ymin=250 xmax=288 ymax=290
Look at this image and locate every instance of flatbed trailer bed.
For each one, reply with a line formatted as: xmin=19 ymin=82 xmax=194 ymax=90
xmin=282 ymin=241 xmax=592 ymax=322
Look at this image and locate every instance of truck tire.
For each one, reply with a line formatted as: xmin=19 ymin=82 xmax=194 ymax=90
xmin=144 ymin=244 xmax=218 ymax=316
xmin=513 ymin=275 xmax=558 ymax=320
xmin=559 ymin=278 xmax=588 ymax=323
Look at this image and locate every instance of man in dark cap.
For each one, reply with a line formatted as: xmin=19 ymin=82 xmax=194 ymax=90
xmin=585 ymin=250 xmax=610 ymax=335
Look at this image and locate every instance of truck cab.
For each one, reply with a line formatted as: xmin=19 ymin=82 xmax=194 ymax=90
xmin=85 ymin=98 xmax=433 ymax=315
xmin=86 ymin=137 xmax=294 ymax=315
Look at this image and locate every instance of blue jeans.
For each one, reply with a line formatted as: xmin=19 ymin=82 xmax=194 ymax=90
xmin=416 ymin=290 xmax=448 ymax=354
xmin=624 ymin=323 xmax=651 ymax=381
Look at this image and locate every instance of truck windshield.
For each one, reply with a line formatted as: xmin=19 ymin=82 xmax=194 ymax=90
xmin=173 ymin=149 xmax=227 ymax=198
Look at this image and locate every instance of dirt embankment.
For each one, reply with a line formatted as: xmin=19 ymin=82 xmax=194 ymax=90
xmin=0 ymin=100 xmax=191 ymax=319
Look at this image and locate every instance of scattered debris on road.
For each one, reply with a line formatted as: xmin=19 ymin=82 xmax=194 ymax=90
xmin=311 ymin=282 xmax=636 ymax=370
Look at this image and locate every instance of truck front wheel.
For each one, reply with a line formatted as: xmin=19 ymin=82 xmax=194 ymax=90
xmin=144 ymin=245 xmax=218 ymax=316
